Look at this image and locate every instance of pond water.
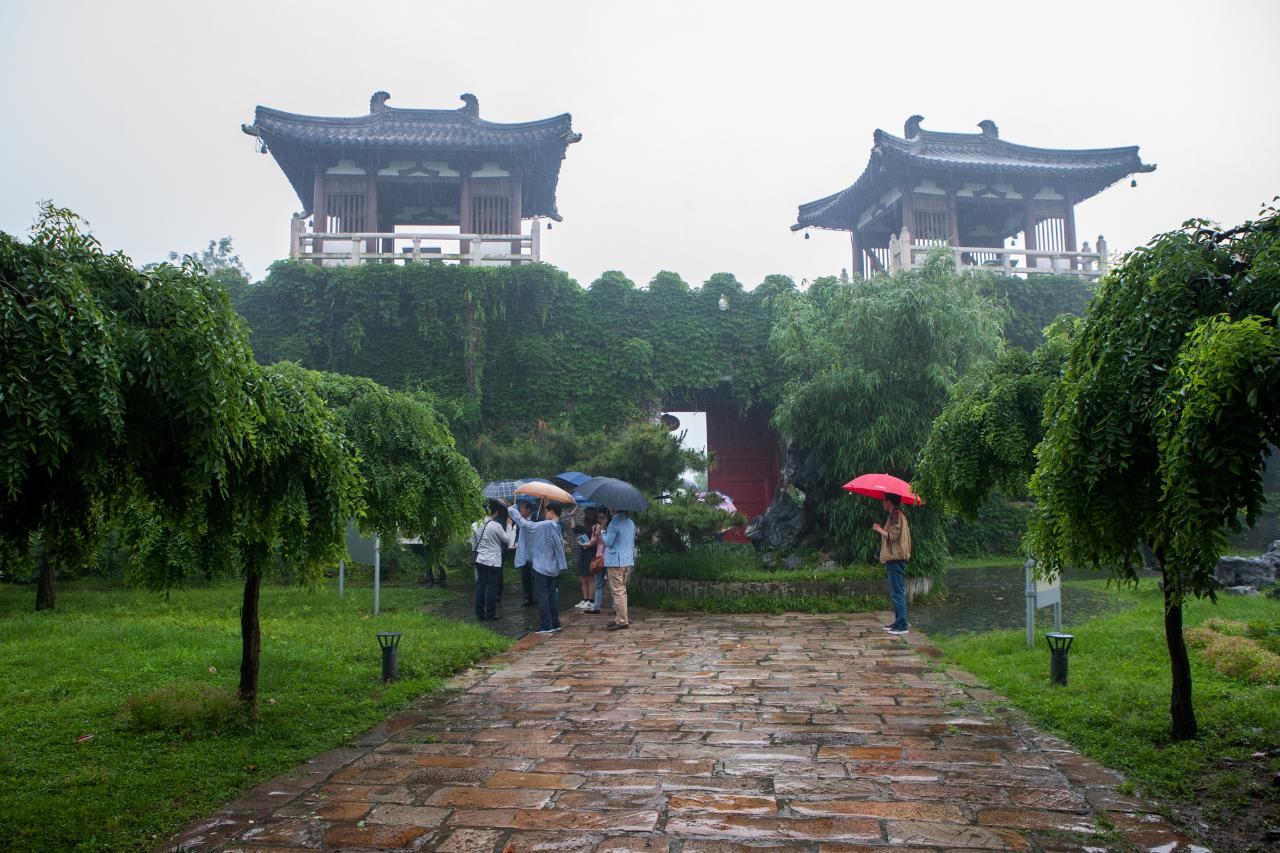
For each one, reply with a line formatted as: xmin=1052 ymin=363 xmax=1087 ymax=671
xmin=910 ymin=563 xmax=1141 ymax=637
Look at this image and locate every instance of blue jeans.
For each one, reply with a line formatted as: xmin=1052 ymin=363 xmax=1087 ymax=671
xmin=593 ymin=567 xmax=605 ymax=609
xmin=519 ymin=562 xmax=534 ymax=604
xmin=533 ymin=570 xmax=561 ymax=630
xmin=474 ymin=563 xmax=500 ymax=619
xmin=885 ymin=561 xmax=908 ymax=629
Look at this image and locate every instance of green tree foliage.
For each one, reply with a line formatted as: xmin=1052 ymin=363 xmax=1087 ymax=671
xmin=642 ymin=491 xmax=745 ymax=553
xmin=915 ymin=318 xmax=1076 ymax=518
xmin=769 ymin=253 xmax=1005 ymax=574
xmin=147 ymin=237 xmax=251 ymax=301
xmin=0 ymin=205 xmax=362 ymax=709
xmin=1028 ymin=205 xmax=1280 ymax=740
xmin=272 ymin=364 xmax=483 ymax=560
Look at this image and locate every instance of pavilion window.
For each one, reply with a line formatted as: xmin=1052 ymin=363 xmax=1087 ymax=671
xmin=324 ymin=193 xmax=367 ymax=233
xmin=1034 ymin=217 xmax=1068 ymax=253
xmin=913 ymin=209 xmax=949 ymax=246
xmin=471 ymin=194 xmax=512 ymax=235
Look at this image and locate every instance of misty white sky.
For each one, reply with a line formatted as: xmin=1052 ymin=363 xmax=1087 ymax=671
xmin=2 ymin=1 xmax=1278 ymax=290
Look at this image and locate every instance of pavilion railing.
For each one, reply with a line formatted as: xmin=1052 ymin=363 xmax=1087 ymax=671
xmin=289 ymin=214 xmax=541 ymax=266
xmin=887 ymin=227 xmax=1109 ymax=280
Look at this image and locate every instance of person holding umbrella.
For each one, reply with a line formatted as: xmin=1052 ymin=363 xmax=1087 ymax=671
xmin=874 ymin=493 xmax=912 ymax=634
xmin=845 ymin=474 xmax=918 ymax=635
xmin=602 ymin=509 xmax=637 ymax=631
xmin=508 ymin=498 xmax=569 ymax=634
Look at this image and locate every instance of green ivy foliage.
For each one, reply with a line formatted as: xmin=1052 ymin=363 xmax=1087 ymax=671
xmin=980 ymin=274 xmax=1092 ymax=350
xmin=769 ymin=253 xmax=1006 ymax=575
xmin=235 ymin=261 xmax=792 ymax=440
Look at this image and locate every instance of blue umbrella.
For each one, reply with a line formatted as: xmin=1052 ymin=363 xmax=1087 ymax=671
xmin=482 ymin=480 xmax=522 ymax=501
xmin=552 ymin=471 xmax=597 ymax=507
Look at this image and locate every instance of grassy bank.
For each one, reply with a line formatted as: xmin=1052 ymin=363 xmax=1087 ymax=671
xmin=638 ymin=543 xmax=883 ymax=584
xmin=631 ymin=589 xmax=889 ymax=614
xmin=932 ymin=580 xmax=1279 ymax=848
xmin=0 ymin=581 xmax=509 ymax=853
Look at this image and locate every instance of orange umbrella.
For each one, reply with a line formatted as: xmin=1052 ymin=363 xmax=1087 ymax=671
xmin=515 ymin=480 xmax=576 ymax=505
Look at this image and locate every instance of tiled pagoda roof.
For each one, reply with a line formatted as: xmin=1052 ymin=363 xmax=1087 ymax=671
xmin=243 ymin=93 xmax=581 ymax=219
xmin=793 ymin=118 xmax=1155 ymax=231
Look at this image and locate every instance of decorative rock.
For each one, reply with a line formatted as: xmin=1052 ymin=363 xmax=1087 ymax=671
xmin=782 ymin=555 xmax=805 ymax=570
xmin=1223 ymin=585 xmax=1260 ymax=596
xmin=1214 ymin=540 xmax=1280 ymax=587
xmin=746 ymin=489 xmax=815 ymax=551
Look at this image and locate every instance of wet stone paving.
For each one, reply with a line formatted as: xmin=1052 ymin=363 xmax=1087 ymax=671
xmin=166 ymin=611 xmax=1207 ymax=852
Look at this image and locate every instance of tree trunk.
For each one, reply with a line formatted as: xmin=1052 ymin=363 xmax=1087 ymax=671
xmin=35 ymin=551 xmax=55 ymax=611
xmin=1161 ymin=561 xmax=1198 ymax=741
xmin=238 ymin=571 xmax=262 ymax=711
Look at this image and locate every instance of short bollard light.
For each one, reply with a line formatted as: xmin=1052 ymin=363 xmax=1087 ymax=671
xmin=377 ymin=631 xmax=402 ymax=682
xmin=1046 ymin=632 xmax=1074 ymax=686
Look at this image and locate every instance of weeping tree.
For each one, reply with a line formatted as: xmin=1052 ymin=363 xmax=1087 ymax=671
xmin=768 ymin=253 xmax=1005 ymax=573
xmin=274 ymin=365 xmax=485 ymax=566
xmin=1 ymin=205 xmax=363 ymax=710
xmin=914 ymin=318 xmax=1077 ymax=518
xmin=1028 ymin=205 xmax=1280 ymax=740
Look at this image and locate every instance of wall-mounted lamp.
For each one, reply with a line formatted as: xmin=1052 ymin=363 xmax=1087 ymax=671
xmin=804 ymin=232 xmax=810 ymax=240
xmin=1130 ymin=179 xmax=1137 ymax=188
xmin=547 ymin=222 xmax=553 ymax=230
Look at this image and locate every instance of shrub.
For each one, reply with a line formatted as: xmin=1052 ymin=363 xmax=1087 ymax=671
xmin=1186 ymin=621 xmax=1280 ymax=685
xmin=121 ymin=683 xmax=245 ymax=737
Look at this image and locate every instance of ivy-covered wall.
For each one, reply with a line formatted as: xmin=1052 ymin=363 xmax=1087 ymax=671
xmin=235 ymin=261 xmax=792 ymax=439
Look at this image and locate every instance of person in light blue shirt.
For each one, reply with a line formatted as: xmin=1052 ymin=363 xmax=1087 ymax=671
xmin=602 ymin=510 xmax=637 ymax=631
xmin=508 ymin=501 xmax=568 ymax=633
xmin=513 ymin=499 xmax=536 ymax=606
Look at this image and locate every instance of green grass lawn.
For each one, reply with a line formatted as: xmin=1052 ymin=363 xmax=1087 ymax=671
xmin=0 ymin=580 xmax=510 ymax=853
xmin=932 ymin=580 xmax=1280 ymax=835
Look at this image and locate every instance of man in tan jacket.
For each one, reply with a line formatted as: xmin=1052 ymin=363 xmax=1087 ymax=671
xmin=873 ymin=493 xmax=912 ymax=634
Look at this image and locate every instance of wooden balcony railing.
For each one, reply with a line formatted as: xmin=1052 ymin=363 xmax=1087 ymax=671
xmin=888 ymin=227 xmax=1110 ymax=280
xmin=288 ymin=215 xmax=541 ymax=265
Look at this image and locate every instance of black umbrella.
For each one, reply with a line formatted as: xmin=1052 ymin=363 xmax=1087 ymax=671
xmin=576 ymin=477 xmax=648 ymax=512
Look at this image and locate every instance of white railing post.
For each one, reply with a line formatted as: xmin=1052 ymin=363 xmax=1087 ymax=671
xmin=531 ymin=218 xmax=541 ymax=263
xmin=289 ymin=213 xmax=302 ymax=260
xmin=349 ymin=237 xmax=361 ymax=267
xmin=411 ymin=237 xmax=422 ymax=263
xmin=470 ymin=235 xmax=482 ymax=266
xmin=1096 ymin=235 xmax=1108 ymax=273
xmin=888 ymin=233 xmax=900 ymax=272
xmin=900 ymin=227 xmax=913 ymax=271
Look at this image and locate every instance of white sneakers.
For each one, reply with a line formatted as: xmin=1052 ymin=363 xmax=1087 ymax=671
xmin=574 ymin=599 xmax=592 ymax=609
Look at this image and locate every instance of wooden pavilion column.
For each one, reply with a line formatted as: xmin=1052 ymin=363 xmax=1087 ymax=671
xmin=946 ymin=189 xmax=960 ymax=247
xmin=900 ymin=187 xmax=915 ymax=243
xmin=1022 ymin=196 xmax=1039 ymax=255
xmin=364 ymin=171 xmax=379 ymax=255
xmin=849 ymin=228 xmax=862 ymax=280
xmin=311 ymin=170 xmax=327 ymax=266
xmin=459 ymin=168 xmax=472 ymax=265
xmin=509 ymin=175 xmax=523 ymax=262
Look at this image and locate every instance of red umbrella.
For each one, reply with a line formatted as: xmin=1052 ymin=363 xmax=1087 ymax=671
xmin=842 ymin=473 xmax=923 ymax=505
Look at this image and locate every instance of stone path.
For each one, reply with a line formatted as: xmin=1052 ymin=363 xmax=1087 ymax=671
xmin=166 ymin=611 xmax=1207 ymax=852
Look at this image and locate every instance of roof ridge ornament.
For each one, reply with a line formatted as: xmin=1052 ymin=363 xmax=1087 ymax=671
xmin=904 ymin=115 xmax=924 ymax=138
xmin=978 ymin=119 xmax=999 ymax=140
xmin=370 ymin=91 xmax=391 ymax=113
xmin=459 ymin=93 xmax=479 ymax=117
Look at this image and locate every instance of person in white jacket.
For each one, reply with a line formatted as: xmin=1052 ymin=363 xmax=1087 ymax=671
xmin=472 ymin=499 xmax=513 ymax=621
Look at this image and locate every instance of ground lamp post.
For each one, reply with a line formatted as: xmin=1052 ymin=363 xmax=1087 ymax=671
xmin=1046 ymin=632 xmax=1074 ymax=686
xmin=377 ymin=631 xmax=401 ymax=682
